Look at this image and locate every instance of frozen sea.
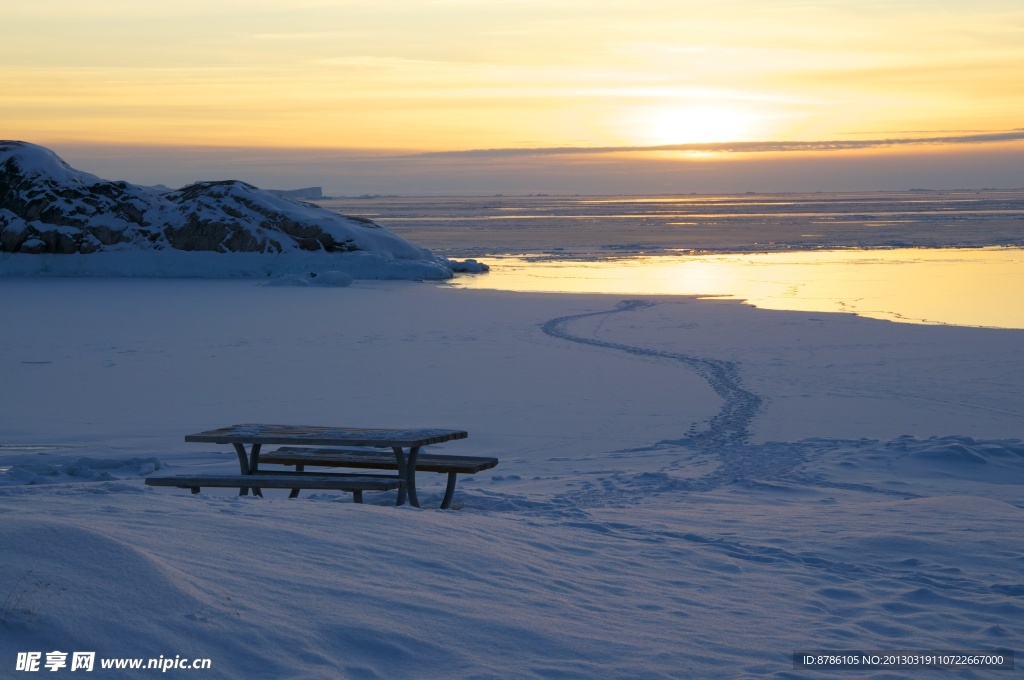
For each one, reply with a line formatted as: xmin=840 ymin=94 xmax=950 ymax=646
xmin=324 ymin=190 xmax=1024 ymax=329
xmin=2 ymin=190 xmax=1023 ymax=678
xmin=320 ymin=189 xmax=1024 ymax=258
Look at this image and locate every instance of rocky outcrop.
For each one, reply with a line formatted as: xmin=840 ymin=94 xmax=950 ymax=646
xmin=0 ymin=142 xmax=435 ymax=265
xmin=157 ymin=180 xmax=357 ymax=253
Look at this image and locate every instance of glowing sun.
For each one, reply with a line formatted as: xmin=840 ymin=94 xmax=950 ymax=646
xmin=646 ymin=106 xmax=753 ymax=145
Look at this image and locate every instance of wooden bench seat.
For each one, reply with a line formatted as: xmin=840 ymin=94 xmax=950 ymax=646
xmin=145 ymin=472 xmax=402 ymax=503
xmin=259 ymin=447 xmax=499 ymax=509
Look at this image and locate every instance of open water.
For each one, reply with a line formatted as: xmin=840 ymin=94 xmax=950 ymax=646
xmin=321 ymin=190 xmax=1024 ymax=329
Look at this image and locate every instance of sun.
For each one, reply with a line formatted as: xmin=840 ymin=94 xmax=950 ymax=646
xmin=645 ymin=106 xmax=754 ymax=146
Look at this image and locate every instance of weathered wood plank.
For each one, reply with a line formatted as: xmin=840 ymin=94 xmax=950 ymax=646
xmin=261 ymin=447 xmax=499 ymax=474
xmin=145 ymin=474 xmax=403 ymax=491
xmin=184 ymin=424 xmax=468 ymax=448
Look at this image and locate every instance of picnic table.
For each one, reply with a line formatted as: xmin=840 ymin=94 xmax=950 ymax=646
xmin=146 ymin=424 xmax=491 ymax=508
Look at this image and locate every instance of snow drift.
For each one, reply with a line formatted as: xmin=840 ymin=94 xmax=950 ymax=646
xmin=1 ymin=281 xmax=1022 ymax=677
xmin=0 ymin=141 xmax=453 ymax=279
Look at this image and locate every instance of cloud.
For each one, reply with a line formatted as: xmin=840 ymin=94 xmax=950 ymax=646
xmin=408 ymin=129 xmax=1024 ymax=158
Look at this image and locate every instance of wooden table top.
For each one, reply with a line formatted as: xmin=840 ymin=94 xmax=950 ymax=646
xmin=184 ymin=424 xmax=468 ymax=448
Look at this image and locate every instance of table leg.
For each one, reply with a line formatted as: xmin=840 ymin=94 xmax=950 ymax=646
xmin=288 ymin=464 xmax=304 ymax=499
xmin=232 ymin=443 xmax=263 ymax=497
xmin=399 ymin=444 xmax=415 ymax=507
xmin=249 ymin=443 xmax=262 ymax=472
xmin=440 ymin=472 xmax=458 ymax=510
xmin=232 ymin=443 xmax=251 ymax=474
xmin=391 ymin=446 xmax=408 ymax=506
xmin=390 ymin=446 xmax=421 ymax=508
xmin=406 ymin=446 xmax=421 ymax=508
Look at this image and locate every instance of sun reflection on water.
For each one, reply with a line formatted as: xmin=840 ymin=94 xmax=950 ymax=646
xmin=449 ymin=248 xmax=1024 ymax=329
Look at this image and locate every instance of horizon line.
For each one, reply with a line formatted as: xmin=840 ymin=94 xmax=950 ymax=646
xmin=404 ymin=129 xmax=1024 ymax=159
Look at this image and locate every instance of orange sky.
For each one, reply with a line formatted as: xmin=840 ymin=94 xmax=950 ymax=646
xmin=5 ymin=1 xmax=1023 ymax=192
xmin=5 ymin=1 xmax=1024 ymax=150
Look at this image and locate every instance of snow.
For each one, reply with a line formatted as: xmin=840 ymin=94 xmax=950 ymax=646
xmin=0 ymin=250 xmax=452 ymax=281
xmin=0 ymin=142 xmax=105 ymax=188
xmin=1 ymin=277 xmax=1022 ymax=678
xmin=0 ymin=142 xmax=455 ymax=280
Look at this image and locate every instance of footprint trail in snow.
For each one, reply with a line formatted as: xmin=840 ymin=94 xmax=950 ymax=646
xmin=541 ymin=299 xmax=762 ymax=452
xmin=533 ymin=300 xmax=926 ymax=507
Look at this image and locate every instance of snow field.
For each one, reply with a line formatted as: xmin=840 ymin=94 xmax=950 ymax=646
xmin=1 ymin=279 xmax=1022 ymax=678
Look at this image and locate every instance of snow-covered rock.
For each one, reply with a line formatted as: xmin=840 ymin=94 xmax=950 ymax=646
xmin=448 ymin=258 xmax=490 ymax=273
xmin=0 ymin=141 xmax=453 ymax=279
